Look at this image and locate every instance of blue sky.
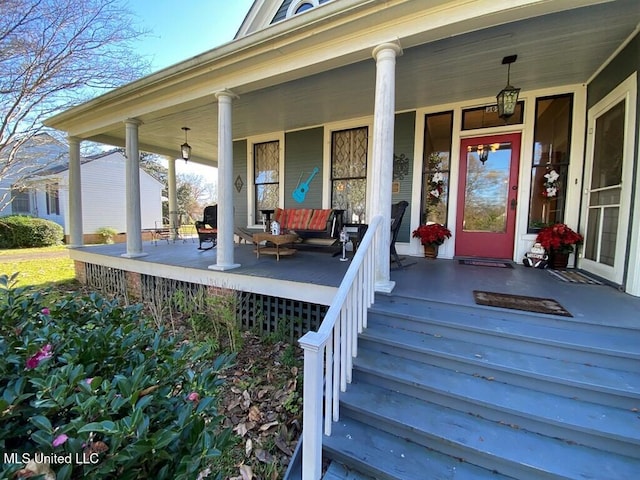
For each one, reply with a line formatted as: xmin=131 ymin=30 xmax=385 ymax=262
xmin=125 ymin=1 xmax=255 ymax=178
xmin=128 ymin=0 xmax=255 ymax=72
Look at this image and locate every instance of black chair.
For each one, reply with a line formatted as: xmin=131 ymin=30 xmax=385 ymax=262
xmin=390 ymin=200 xmax=411 ymax=268
xmin=195 ymin=205 xmax=217 ymax=251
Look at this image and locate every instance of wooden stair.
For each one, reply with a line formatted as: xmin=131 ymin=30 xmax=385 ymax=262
xmin=320 ymin=295 xmax=640 ymax=480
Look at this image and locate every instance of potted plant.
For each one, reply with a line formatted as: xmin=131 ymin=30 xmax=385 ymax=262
xmin=535 ymin=223 xmax=583 ymax=268
xmin=412 ymin=223 xmax=452 ymax=258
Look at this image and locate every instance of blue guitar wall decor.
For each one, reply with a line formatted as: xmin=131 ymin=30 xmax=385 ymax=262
xmin=292 ymin=167 xmax=319 ymax=203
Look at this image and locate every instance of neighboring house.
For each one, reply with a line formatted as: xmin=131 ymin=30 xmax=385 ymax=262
xmin=0 ymin=133 xmax=68 ymax=220
xmin=42 ymin=150 xmax=164 ymax=241
xmin=43 ymin=0 xmax=640 ymax=294
xmin=2 ymin=142 xmax=163 ymax=242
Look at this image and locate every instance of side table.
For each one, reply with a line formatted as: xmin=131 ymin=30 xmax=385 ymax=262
xmin=253 ymin=232 xmax=299 ymax=261
xmin=344 ymin=223 xmax=368 ymax=252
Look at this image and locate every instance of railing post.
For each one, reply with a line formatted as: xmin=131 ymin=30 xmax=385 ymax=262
xmin=298 ymin=216 xmax=382 ymax=478
xmin=299 ymin=331 xmax=325 ymax=480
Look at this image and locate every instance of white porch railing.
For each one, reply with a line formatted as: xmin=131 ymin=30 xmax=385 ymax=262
xmin=298 ymin=215 xmax=382 ymax=480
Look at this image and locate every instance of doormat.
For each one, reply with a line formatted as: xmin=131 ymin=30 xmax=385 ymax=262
xmin=459 ymin=259 xmax=513 ymax=268
xmin=473 ymin=290 xmax=573 ymax=317
xmin=547 ymin=269 xmax=603 ymax=285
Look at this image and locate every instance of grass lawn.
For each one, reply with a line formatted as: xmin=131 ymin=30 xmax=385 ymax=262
xmin=0 ymin=245 xmax=76 ymax=288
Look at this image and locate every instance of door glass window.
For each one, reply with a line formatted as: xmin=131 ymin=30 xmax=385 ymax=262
xmin=463 ymin=142 xmax=512 ymax=233
xmin=584 ymin=100 xmax=624 ymax=265
xmin=331 ymin=127 xmax=367 ymax=223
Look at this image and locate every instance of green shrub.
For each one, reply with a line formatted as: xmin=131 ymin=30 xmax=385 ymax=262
xmin=0 ymin=274 xmax=235 ymax=480
xmin=96 ymin=226 xmax=119 ymax=244
xmin=170 ymin=288 xmax=242 ymax=352
xmin=0 ymin=215 xmax=64 ymax=248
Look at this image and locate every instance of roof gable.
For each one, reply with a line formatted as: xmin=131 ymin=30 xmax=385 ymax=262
xmin=236 ymin=0 xmax=335 ymax=38
xmin=1 ymin=133 xmax=68 ymax=182
xmin=36 ymin=150 xmax=163 ymax=188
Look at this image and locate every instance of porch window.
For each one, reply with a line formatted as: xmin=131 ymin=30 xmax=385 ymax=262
xmin=527 ymin=94 xmax=573 ymax=232
xmin=331 ymin=127 xmax=368 ymax=223
xmin=11 ymin=189 xmax=31 ymax=214
xmin=422 ymin=112 xmax=453 ymax=225
xmin=254 ymin=141 xmax=280 ymax=220
xmin=46 ymin=182 xmax=60 ymax=215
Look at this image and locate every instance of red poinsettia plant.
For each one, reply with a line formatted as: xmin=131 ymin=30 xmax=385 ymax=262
xmin=536 ymin=223 xmax=584 ymax=254
xmin=412 ymin=223 xmax=452 ymax=246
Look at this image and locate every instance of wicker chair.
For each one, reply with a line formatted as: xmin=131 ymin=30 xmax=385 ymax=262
xmin=195 ymin=205 xmax=217 ymax=251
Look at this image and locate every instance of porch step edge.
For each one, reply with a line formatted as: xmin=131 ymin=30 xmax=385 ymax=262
xmin=372 ymin=293 xmax=640 ymax=333
xmin=322 ymin=462 xmax=375 ymax=480
xmin=366 ymin=311 xmax=638 ymax=372
xmin=359 ymin=323 xmax=640 ymax=403
xmin=353 ymin=348 xmax=640 ymax=455
xmin=369 ymin=296 xmax=640 ymax=360
xmin=323 ymin=416 xmax=515 ymax=480
xmin=339 ymin=382 xmax=640 ymax=480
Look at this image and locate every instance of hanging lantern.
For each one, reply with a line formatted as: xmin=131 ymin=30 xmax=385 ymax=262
xmin=180 ymin=127 xmax=191 ymax=162
xmin=496 ymin=55 xmax=520 ymax=120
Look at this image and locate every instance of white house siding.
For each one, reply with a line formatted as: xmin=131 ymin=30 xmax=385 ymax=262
xmin=59 ymin=152 xmax=163 ymax=235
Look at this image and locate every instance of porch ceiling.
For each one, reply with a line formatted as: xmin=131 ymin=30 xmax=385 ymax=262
xmin=50 ymin=0 xmax=639 ymax=167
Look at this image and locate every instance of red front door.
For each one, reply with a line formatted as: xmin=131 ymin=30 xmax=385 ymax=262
xmin=455 ymin=133 xmax=521 ymax=259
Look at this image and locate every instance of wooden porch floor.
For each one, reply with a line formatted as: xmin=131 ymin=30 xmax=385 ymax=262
xmin=69 ymin=239 xmax=640 ymax=329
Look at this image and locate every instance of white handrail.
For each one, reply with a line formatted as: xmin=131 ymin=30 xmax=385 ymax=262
xmin=298 ymin=215 xmax=382 ymax=480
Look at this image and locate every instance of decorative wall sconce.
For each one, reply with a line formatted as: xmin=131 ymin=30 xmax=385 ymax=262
xmin=468 ymin=144 xmax=499 ymax=165
xmin=180 ymin=127 xmax=191 ymax=163
xmin=478 ymin=145 xmax=489 ymax=165
xmin=496 ymin=55 xmax=520 ymax=120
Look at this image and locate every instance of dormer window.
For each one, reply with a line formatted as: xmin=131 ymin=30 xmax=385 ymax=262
xmin=287 ymin=0 xmax=327 ymax=18
xmin=295 ymin=3 xmax=314 ymax=14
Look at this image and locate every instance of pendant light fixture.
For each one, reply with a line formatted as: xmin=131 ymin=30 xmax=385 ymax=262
xmin=496 ymin=55 xmax=520 ymax=120
xmin=180 ymin=127 xmax=191 ymax=163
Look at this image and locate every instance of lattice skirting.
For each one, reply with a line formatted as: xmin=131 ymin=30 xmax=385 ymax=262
xmin=238 ymin=292 xmax=326 ymax=342
xmin=81 ymin=262 xmax=326 ymax=339
xmin=84 ymin=263 xmax=128 ymax=297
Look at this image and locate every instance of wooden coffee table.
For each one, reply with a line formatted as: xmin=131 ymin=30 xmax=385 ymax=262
xmin=253 ymin=232 xmax=299 ymax=261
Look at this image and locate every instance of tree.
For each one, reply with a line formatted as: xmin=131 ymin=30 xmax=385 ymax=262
xmin=140 ymin=153 xmax=168 ymax=187
xmin=133 ymin=153 xmax=217 ymax=223
xmin=0 ymin=0 xmax=150 ymax=199
xmin=176 ymin=173 xmax=216 ymax=223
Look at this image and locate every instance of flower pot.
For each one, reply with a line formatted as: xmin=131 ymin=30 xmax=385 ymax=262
xmin=423 ymin=244 xmax=438 ymax=259
xmin=549 ymin=251 xmax=569 ymax=269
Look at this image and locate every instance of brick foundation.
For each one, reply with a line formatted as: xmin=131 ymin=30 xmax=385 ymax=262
xmin=126 ymin=271 xmax=142 ymax=301
xmin=74 ymin=261 xmax=87 ymax=285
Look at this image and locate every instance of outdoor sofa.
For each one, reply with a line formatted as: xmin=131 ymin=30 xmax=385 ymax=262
xmin=261 ymin=207 xmax=344 ymax=248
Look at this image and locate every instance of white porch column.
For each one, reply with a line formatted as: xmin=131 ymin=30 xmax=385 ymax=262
xmin=122 ymin=118 xmax=147 ymax=258
xmin=67 ymin=136 xmax=83 ymax=247
xmin=166 ymin=156 xmax=179 ymax=240
xmin=371 ymin=42 xmax=402 ymax=293
xmin=210 ymin=89 xmax=240 ymax=271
